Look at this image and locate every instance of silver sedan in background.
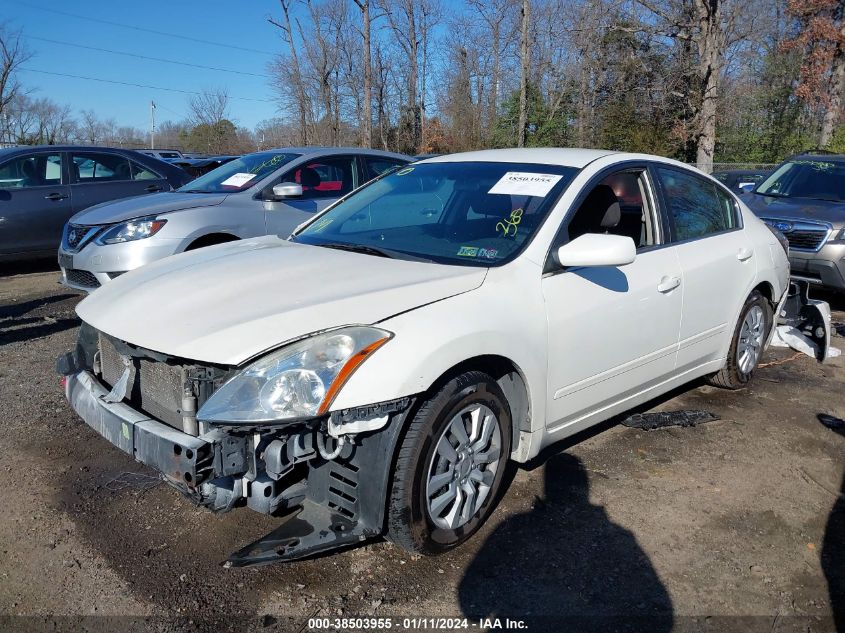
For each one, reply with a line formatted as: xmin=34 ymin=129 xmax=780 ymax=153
xmin=58 ymin=147 xmax=411 ymax=291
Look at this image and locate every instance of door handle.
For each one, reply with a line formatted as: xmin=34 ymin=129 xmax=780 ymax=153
xmin=145 ymin=184 xmax=163 ymax=192
xmin=737 ymin=248 xmax=753 ymax=261
xmin=657 ymin=276 xmax=681 ymax=293
xmin=44 ymin=192 xmax=68 ymax=201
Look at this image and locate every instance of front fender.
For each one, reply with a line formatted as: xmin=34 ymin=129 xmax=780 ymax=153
xmin=328 ymin=262 xmax=549 ymax=459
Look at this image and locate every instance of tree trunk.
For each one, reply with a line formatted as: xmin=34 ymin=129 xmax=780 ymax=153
xmin=693 ymin=0 xmax=726 ymax=173
xmin=820 ymin=19 xmax=845 ymax=148
xmin=408 ymin=3 xmax=420 ymax=151
xmin=355 ymin=0 xmax=373 ymax=148
xmin=490 ymin=20 xmax=501 ymax=134
xmin=517 ymin=0 xmax=530 ymax=147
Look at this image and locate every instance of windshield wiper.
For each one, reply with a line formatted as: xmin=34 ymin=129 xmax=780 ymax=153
xmin=179 ymin=189 xmax=212 ymax=194
xmin=317 ymin=242 xmax=395 ymax=258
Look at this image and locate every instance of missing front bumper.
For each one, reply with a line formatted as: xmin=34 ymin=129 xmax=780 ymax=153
xmin=63 ymin=367 xmax=413 ymax=566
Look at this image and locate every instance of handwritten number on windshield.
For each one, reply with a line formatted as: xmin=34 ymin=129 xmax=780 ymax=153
xmin=496 ymin=208 xmax=523 ymax=237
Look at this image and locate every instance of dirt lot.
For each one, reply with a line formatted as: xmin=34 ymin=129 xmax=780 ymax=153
xmin=1 ymin=262 xmax=843 ymax=633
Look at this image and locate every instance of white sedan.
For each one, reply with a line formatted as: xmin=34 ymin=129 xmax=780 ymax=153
xmin=59 ymin=148 xmax=790 ymax=565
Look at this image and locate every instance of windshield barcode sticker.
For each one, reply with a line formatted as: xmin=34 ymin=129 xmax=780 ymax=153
xmin=220 ymin=173 xmax=257 ymax=187
xmin=488 ymin=172 xmax=563 ymax=197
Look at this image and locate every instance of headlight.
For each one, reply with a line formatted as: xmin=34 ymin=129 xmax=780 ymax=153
xmin=832 ymin=227 xmax=845 ymax=243
xmin=96 ymin=216 xmax=167 ymax=244
xmin=197 ymin=326 xmax=391 ymax=424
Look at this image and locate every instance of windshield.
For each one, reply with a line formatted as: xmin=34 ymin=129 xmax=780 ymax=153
xmin=292 ymin=161 xmax=578 ymax=266
xmin=178 ymin=151 xmax=300 ymax=193
xmin=756 ymin=159 xmax=845 ymax=202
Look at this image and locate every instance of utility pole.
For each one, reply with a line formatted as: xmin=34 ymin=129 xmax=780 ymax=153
xmin=150 ymin=100 xmax=156 ymax=149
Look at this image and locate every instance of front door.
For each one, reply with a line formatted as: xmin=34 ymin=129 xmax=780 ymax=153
xmin=0 ymin=151 xmax=71 ymax=255
xmin=542 ymin=167 xmax=683 ymax=433
xmin=264 ymin=155 xmax=358 ymax=236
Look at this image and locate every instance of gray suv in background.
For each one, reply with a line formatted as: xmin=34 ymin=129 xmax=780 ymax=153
xmin=742 ymin=153 xmax=845 ymax=293
xmin=0 ymin=145 xmax=191 ymax=262
xmin=58 ymin=147 xmax=411 ymax=291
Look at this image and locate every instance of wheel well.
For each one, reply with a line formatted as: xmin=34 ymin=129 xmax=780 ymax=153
xmin=752 ymin=281 xmax=775 ymax=308
xmin=425 ymin=355 xmax=531 ymax=438
xmin=185 ymin=233 xmax=239 ymax=251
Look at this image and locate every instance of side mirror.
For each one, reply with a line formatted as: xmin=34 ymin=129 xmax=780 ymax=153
xmin=270 ymin=182 xmax=303 ymax=200
xmin=556 ymin=233 xmax=636 ymax=268
xmin=739 ymin=183 xmax=755 ymax=194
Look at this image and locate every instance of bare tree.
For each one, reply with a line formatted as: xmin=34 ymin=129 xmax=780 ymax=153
xmin=0 ymin=22 xmax=32 ymax=139
xmin=77 ymin=109 xmax=111 ymax=145
xmin=298 ymin=0 xmax=345 ymax=144
xmin=517 ymin=0 xmax=530 ymax=147
xmin=30 ymin=97 xmax=74 ymax=144
xmin=188 ymin=87 xmax=230 ymax=127
xmin=379 ymin=0 xmax=440 ymax=152
xmin=467 ymin=0 xmax=517 ymax=134
xmin=6 ymin=93 xmax=37 ymax=143
xmin=269 ymin=1 xmax=311 ymax=145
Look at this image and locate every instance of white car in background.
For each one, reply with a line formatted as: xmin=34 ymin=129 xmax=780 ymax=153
xmin=57 ymin=147 xmax=411 ymax=290
xmin=58 ymin=148 xmax=789 ymax=566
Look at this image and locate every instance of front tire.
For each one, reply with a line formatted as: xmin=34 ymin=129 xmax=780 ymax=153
xmin=387 ymin=371 xmax=512 ymax=555
xmin=708 ymin=290 xmax=773 ymax=389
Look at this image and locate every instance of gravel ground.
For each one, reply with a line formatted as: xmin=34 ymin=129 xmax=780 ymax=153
xmin=0 ymin=262 xmax=843 ymax=633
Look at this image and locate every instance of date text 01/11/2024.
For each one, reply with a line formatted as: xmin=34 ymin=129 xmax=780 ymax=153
xmin=307 ymin=617 xmax=529 ymax=630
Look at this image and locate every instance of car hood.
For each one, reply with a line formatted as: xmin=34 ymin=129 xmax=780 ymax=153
xmin=70 ymin=192 xmax=230 ymax=225
xmin=742 ymin=193 xmax=845 ymax=225
xmin=76 ymin=237 xmax=488 ymax=365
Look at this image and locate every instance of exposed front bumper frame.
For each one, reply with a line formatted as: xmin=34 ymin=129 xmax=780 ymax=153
xmin=65 ymin=370 xmax=211 ymax=486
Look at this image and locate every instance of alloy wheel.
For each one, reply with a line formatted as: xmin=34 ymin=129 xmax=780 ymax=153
xmin=425 ymin=404 xmax=503 ymax=530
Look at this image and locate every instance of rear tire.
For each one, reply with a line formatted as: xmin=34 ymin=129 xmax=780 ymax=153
xmin=708 ymin=290 xmax=772 ymax=389
xmin=387 ymin=371 xmax=512 ymax=555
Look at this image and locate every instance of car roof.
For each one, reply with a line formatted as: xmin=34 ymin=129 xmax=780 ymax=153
xmin=0 ymin=144 xmax=161 ymax=157
xmin=420 ymin=148 xmax=617 ymax=168
xmin=712 ymin=169 xmax=768 ymax=175
xmin=255 ymin=146 xmax=412 ymax=160
xmin=789 ymin=153 xmax=845 ymax=162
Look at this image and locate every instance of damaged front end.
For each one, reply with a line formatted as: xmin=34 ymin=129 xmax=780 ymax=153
xmin=57 ymin=323 xmax=413 ymax=566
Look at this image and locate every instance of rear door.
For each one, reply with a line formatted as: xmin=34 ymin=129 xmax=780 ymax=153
xmin=0 ymin=151 xmax=71 ymax=255
xmin=263 ymin=155 xmax=358 ymax=236
xmin=652 ymin=165 xmax=756 ymax=371
xmin=68 ymin=150 xmax=164 ymax=214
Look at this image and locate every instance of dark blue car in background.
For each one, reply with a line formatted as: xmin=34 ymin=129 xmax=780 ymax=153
xmin=0 ymin=145 xmax=191 ymax=261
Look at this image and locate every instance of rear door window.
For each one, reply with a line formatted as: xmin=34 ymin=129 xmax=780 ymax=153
xmin=655 ymin=166 xmax=739 ymax=241
xmin=71 ymin=152 xmax=133 ymax=183
xmin=130 ymin=161 xmax=162 ymax=181
xmin=365 ymin=157 xmax=408 ymax=179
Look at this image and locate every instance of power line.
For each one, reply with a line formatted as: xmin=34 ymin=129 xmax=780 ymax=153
xmin=29 ymin=36 xmax=270 ymax=78
xmin=156 ymin=103 xmax=185 ymax=118
xmin=17 ymin=2 xmax=278 ymax=57
xmin=21 ymin=68 xmax=276 ymax=103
